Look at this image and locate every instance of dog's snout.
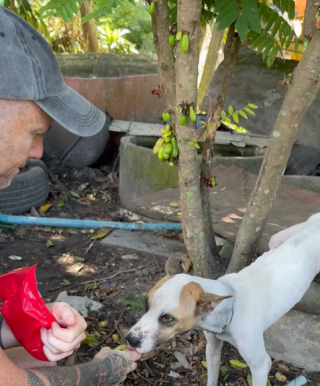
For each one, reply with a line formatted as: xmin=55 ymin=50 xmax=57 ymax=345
xmin=126 ymin=333 xmax=142 ymax=348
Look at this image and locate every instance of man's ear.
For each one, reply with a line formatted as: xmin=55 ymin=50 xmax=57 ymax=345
xmin=196 ymin=293 xmax=232 ymax=316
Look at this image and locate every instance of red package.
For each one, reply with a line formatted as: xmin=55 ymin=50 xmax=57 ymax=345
xmin=0 ymin=264 xmax=55 ymax=361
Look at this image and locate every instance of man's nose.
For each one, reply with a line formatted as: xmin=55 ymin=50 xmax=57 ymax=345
xmin=29 ymin=137 xmax=43 ymax=159
xmin=126 ymin=333 xmax=142 ymax=349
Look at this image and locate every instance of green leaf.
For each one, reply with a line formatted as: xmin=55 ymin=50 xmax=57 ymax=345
xmin=46 ymin=240 xmax=54 ymax=248
xmin=225 ymin=117 xmax=231 ymax=124
xmin=60 ymin=7 xmax=70 ymax=22
xmin=239 ymin=110 xmax=248 ymax=119
xmin=279 ymin=0 xmax=288 ymax=14
xmin=244 ymin=107 xmax=255 ymax=115
xmin=287 ymin=0 xmax=295 ymax=20
xmin=247 ymin=374 xmax=253 ymax=386
xmin=64 ymin=3 xmax=74 ymax=19
xmin=241 ymin=0 xmax=261 ymax=33
xmin=235 ymin=14 xmax=248 ymax=42
xmin=262 ymin=41 xmax=274 ymax=61
xmin=248 ymin=103 xmax=258 ymax=109
xmin=120 ymin=296 xmax=144 ymax=310
xmin=232 ymin=113 xmax=239 ymax=124
xmin=221 ymin=111 xmax=227 ymax=119
xmin=228 ymin=105 xmax=234 ymax=114
xmin=216 ymin=0 xmax=239 ymax=31
xmin=194 ymin=143 xmax=200 ymax=149
xmin=285 ymin=29 xmax=295 ymax=49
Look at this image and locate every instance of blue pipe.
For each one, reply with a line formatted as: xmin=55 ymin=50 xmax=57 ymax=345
xmin=0 ymin=214 xmax=182 ymax=231
xmin=286 ymin=375 xmax=307 ymax=386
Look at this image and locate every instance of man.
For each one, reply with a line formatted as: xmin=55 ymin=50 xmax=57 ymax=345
xmin=0 ymin=5 xmax=140 ymax=386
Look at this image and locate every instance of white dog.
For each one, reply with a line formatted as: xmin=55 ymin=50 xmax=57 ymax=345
xmin=126 ymin=213 xmax=320 ymax=386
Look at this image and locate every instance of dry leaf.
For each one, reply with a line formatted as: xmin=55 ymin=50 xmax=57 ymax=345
xmin=91 ymin=228 xmax=113 ymax=240
xmin=46 ymin=240 xmax=54 ymax=248
xmin=8 ymin=255 xmax=22 ymax=261
xmin=275 ymin=372 xmax=287 ymax=382
xmin=39 ymin=203 xmax=52 ymax=214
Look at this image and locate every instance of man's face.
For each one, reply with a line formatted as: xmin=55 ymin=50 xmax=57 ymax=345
xmin=0 ymin=99 xmax=52 ymax=188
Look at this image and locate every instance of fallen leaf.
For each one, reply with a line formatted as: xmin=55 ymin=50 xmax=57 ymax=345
xmin=229 ymin=359 xmax=247 ymax=369
xmin=46 ymin=240 xmax=54 ymax=248
xmin=277 ymin=363 xmax=289 ymax=372
xmin=120 ymin=296 xmax=144 ymax=310
xmin=168 ymin=371 xmax=181 ymax=379
xmin=69 ymin=191 xmax=80 ymax=198
xmin=8 ymin=255 xmax=22 ymax=261
xmin=91 ymin=228 xmax=113 ymax=240
xmin=275 ymin=372 xmax=287 ymax=382
xmin=39 ymin=203 xmax=52 ymax=214
xmin=121 ymin=253 xmax=139 ymax=260
xmin=115 ymin=344 xmax=127 ymax=351
xmin=174 ymin=351 xmax=190 ymax=369
xmin=62 ymin=279 xmax=70 ymax=285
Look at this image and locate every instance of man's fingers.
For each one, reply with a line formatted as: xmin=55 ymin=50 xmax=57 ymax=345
xmin=43 ymin=345 xmax=74 ymax=362
xmin=41 ymin=327 xmax=85 ymax=354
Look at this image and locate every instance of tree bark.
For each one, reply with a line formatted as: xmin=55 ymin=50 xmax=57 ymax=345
xmin=150 ymin=0 xmax=176 ymax=110
xmin=304 ymin=0 xmax=318 ymax=39
xmin=80 ymin=0 xmax=99 ymax=53
xmin=197 ymin=24 xmax=240 ymax=278
xmin=228 ymin=28 xmax=320 ymax=274
xmin=175 ymin=0 xmax=219 ymax=279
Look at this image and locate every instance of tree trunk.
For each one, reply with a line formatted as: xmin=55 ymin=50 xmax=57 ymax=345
xmin=175 ymin=0 xmax=219 ymax=278
xmin=197 ymin=24 xmax=240 ymax=278
xmin=80 ymin=0 xmax=99 ymax=53
xmin=150 ymin=0 xmax=176 ymax=111
xmin=228 ymin=28 xmax=320 ymax=273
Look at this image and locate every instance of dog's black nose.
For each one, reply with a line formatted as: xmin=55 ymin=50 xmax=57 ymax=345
xmin=126 ymin=333 xmax=141 ymax=348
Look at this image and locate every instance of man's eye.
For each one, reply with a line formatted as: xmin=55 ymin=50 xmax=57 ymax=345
xmin=160 ymin=314 xmax=175 ymax=325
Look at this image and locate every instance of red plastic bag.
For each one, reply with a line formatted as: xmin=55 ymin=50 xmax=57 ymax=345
xmin=0 ymin=264 xmax=55 ymax=361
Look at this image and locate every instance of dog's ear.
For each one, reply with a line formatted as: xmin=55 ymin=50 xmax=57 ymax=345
xmin=196 ymin=293 xmax=232 ymax=316
xmin=165 ymin=254 xmax=192 ymax=276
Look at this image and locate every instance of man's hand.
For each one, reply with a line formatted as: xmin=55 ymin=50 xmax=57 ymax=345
xmin=41 ymin=302 xmax=87 ymax=361
xmin=93 ymin=347 xmax=140 ymax=385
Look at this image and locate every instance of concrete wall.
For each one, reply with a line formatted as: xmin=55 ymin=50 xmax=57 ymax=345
xmin=207 ymin=46 xmax=320 ymax=148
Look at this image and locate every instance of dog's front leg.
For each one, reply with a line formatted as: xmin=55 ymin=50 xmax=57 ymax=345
xmin=204 ymin=331 xmax=223 ymax=386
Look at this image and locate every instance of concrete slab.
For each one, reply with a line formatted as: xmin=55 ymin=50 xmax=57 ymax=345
xmin=101 ymin=229 xmax=229 ymax=260
xmin=134 ymin=165 xmax=320 ymax=256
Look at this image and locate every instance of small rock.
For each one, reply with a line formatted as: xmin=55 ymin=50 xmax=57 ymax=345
xmin=171 ymin=362 xmax=182 ymax=370
xmin=55 ymin=291 xmax=103 ymax=317
xmin=174 ymin=351 xmax=190 ymax=369
xmin=168 ymin=371 xmax=181 ymax=379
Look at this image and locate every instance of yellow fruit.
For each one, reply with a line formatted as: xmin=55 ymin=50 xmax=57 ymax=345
xmin=168 ymin=35 xmax=175 ymax=46
xmin=162 ymin=112 xmax=170 ymax=122
xmin=176 ymin=31 xmax=182 ymax=41
xmin=153 ymin=137 xmax=165 ymax=154
xmin=180 ymin=115 xmax=187 ymax=126
xmin=181 ymin=34 xmax=189 ymax=53
xmin=229 ymin=359 xmax=247 ymax=369
xmin=189 ymin=106 xmax=196 ymax=122
xmin=148 ymin=2 xmax=155 ymax=15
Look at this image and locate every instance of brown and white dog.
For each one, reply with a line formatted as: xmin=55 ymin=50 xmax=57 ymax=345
xmin=126 ymin=213 xmax=320 ymax=386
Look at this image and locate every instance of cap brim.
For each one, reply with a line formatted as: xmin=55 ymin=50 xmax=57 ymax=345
xmin=36 ymin=85 xmax=106 ymax=137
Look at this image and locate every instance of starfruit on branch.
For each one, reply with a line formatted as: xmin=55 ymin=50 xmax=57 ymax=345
xmin=153 ymin=123 xmax=179 ymax=166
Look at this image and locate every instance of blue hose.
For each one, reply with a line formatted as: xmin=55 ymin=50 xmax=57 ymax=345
xmin=0 ymin=214 xmax=182 ymax=231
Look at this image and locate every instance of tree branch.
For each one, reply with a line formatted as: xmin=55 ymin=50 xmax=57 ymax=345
xmin=228 ymin=29 xmax=320 ymax=273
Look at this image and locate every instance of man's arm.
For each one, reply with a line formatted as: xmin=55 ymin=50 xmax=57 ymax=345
xmin=0 ymin=313 xmax=19 ymax=349
xmin=0 ymin=346 xmax=139 ymax=386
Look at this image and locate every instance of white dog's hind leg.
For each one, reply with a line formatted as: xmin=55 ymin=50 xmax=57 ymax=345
xmin=236 ymin=337 xmax=271 ymax=386
xmin=204 ymin=332 xmax=223 ymax=386
xmin=269 ymin=222 xmax=307 ymax=250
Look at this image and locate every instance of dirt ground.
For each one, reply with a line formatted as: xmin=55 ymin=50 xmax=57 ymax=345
xmin=0 ymin=161 xmax=320 ymax=385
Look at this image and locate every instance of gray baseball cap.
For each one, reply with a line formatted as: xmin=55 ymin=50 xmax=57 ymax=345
xmin=0 ymin=6 xmax=106 ymax=136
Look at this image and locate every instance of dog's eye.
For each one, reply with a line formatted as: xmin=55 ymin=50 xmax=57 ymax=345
xmin=160 ymin=314 xmax=175 ymax=325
